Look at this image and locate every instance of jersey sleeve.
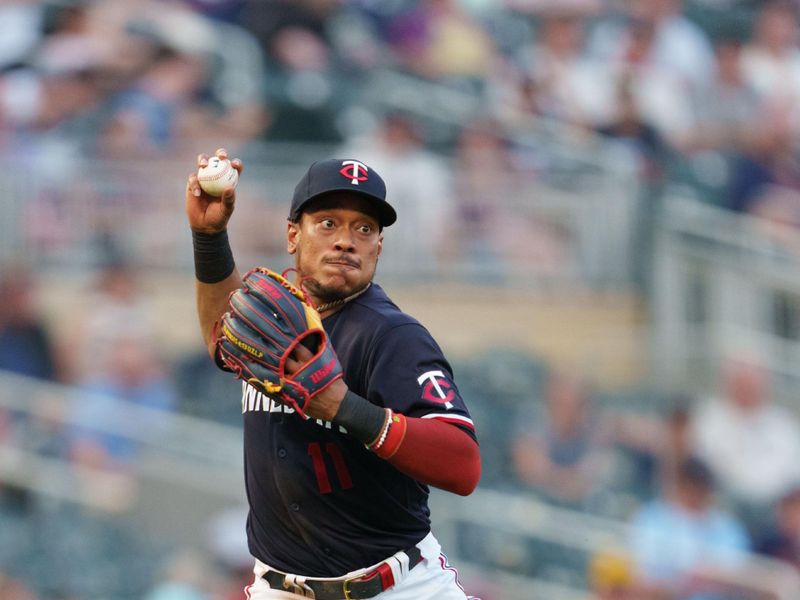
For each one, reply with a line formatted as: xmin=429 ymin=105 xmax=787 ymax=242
xmin=365 ymin=323 xmax=476 ymax=439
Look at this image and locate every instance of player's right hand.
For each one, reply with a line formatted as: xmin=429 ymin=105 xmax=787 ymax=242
xmin=185 ymin=148 xmax=243 ymax=234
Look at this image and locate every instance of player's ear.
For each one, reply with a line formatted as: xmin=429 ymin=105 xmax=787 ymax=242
xmin=287 ymin=220 xmax=300 ymax=254
xmin=377 ymin=234 xmax=383 ymax=257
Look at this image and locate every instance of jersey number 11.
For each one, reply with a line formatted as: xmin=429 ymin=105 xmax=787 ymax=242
xmin=307 ymin=442 xmax=354 ymax=494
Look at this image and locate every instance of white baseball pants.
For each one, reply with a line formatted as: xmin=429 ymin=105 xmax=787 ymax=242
xmin=244 ymin=532 xmax=477 ymax=600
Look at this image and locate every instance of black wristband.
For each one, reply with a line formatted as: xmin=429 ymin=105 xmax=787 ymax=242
xmin=192 ymin=229 xmax=235 ymax=283
xmin=332 ymin=390 xmax=387 ymax=445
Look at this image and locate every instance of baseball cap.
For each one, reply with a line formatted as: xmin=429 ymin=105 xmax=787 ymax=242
xmin=289 ymin=158 xmax=397 ymax=227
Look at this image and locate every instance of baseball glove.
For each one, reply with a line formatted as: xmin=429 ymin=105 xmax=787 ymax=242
xmin=215 ymin=267 xmax=343 ymax=417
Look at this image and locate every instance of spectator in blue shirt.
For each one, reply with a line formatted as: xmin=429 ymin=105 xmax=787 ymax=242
xmin=629 ymin=457 xmax=750 ymax=599
xmin=0 ymin=268 xmax=58 ymax=381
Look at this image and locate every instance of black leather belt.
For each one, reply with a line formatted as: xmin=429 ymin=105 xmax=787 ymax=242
xmin=262 ymin=545 xmax=423 ymax=599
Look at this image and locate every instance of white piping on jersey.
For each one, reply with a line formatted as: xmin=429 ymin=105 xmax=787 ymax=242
xmin=420 ymin=413 xmax=474 ymax=427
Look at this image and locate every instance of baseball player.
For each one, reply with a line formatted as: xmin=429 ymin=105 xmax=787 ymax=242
xmin=185 ymin=149 xmax=481 ymax=599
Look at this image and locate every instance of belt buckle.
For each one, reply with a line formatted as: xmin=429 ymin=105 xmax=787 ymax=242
xmin=343 ymin=562 xmax=393 ymax=600
xmin=342 ymin=574 xmax=359 ymax=600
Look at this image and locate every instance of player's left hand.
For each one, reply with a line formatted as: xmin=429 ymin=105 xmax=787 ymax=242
xmin=285 ymin=344 xmax=348 ymax=421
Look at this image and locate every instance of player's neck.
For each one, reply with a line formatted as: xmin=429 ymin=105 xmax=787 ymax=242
xmin=315 ymin=283 xmax=371 ymax=316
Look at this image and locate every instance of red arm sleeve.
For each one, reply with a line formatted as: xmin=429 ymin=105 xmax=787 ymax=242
xmin=386 ymin=417 xmax=481 ymax=496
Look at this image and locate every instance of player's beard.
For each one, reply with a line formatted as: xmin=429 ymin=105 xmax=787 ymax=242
xmin=301 ymin=254 xmax=378 ymax=306
xmin=303 ymin=277 xmax=370 ymax=305
xmin=294 ymin=244 xmax=379 ymax=305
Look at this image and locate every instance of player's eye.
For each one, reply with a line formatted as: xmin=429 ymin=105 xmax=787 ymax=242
xmin=320 ymin=219 xmax=335 ymax=229
xmin=357 ymin=224 xmax=372 ymax=234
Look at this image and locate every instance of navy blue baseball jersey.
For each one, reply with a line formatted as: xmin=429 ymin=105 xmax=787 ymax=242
xmin=239 ymin=282 xmax=476 ymax=576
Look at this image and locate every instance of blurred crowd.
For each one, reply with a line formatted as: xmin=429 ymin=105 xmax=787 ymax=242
xmin=505 ymin=354 xmax=800 ymax=599
xmin=5 ymin=0 xmax=800 ymax=599
xmin=4 ymin=0 xmax=800 ymax=208
xmin=0 ymin=261 xmax=250 ymax=598
xmin=6 ymin=0 xmax=800 ymax=282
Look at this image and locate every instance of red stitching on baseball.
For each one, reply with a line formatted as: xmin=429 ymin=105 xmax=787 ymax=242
xmin=199 ymin=160 xmax=233 ymax=182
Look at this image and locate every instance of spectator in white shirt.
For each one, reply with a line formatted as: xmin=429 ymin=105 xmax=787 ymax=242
xmin=740 ymin=1 xmax=800 ymax=130
xmin=692 ymin=355 xmax=800 ymax=516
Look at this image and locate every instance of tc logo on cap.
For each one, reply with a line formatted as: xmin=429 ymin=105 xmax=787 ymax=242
xmin=339 ymin=160 xmax=369 ymax=185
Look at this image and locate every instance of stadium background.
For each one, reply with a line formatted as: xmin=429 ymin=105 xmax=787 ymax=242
xmin=3 ymin=0 xmax=800 ymax=598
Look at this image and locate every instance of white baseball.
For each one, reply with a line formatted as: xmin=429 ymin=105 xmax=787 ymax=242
xmin=197 ymin=156 xmax=239 ymax=197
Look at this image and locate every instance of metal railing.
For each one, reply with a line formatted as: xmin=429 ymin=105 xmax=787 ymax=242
xmin=652 ymin=194 xmax=800 ymax=395
xmin=1 ymin=141 xmax=641 ymax=290
xmin=0 ymin=372 xmax=242 ymax=526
